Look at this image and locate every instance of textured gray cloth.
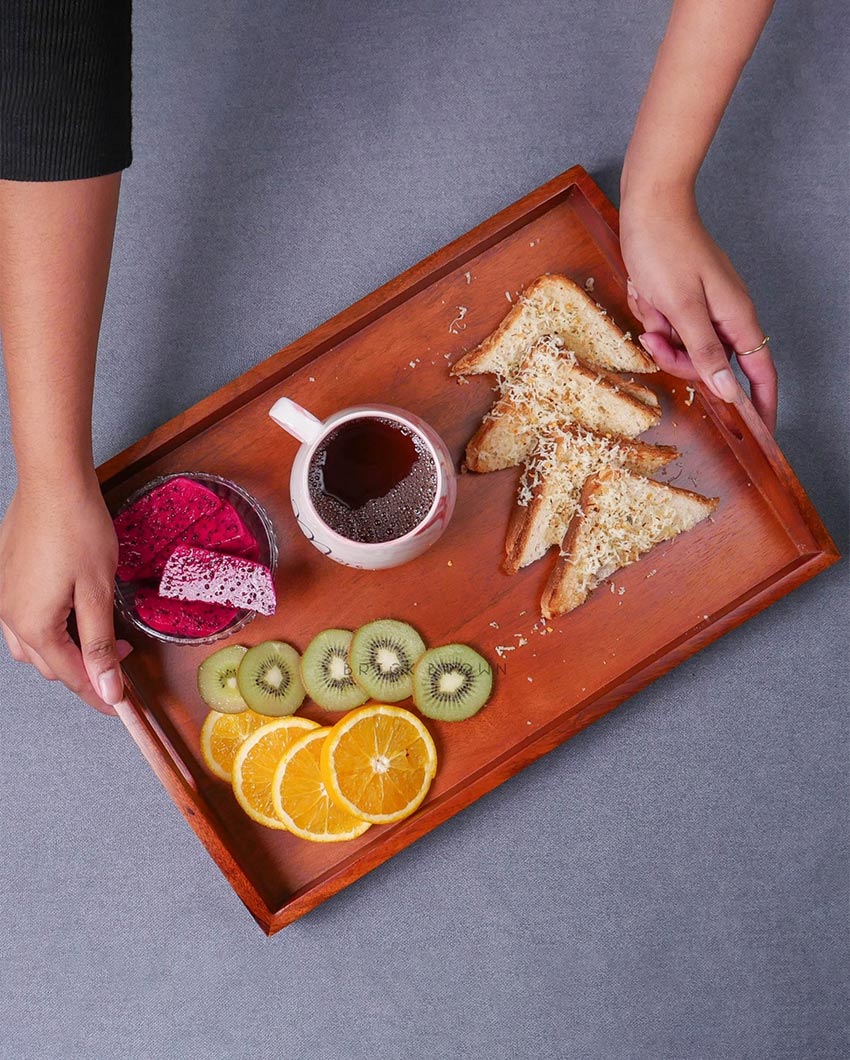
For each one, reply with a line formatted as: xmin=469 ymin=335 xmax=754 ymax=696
xmin=1 ymin=2 xmax=847 ymax=1058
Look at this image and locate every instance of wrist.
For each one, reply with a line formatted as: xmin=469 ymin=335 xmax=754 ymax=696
xmin=620 ymin=173 xmax=698 ymax=234
xmin=621 ymin=154 xmax=696 ymax=214
xmin=15 ymin=456 xmax=100 ymax=503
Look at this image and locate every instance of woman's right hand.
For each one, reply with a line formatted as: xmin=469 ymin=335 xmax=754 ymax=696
xmin=0 ymin=475 xmax=131 ymax=714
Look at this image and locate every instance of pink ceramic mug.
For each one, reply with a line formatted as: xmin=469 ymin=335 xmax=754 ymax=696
xmin=268 ymin=398 xmax=456 ymax=570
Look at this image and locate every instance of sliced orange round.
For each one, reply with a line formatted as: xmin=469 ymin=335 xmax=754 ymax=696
xmin=320 ymin=704 xmax=437 ymax=825
xmin=272 ymin=728 xmax=372 ymax=843
xmin=232 ymin=716 xmax=319 ymax=829
xmin=200 ymin=708 xmax=270 ymax=782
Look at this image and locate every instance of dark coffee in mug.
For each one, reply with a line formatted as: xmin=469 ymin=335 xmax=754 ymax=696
xmin=307 ymin=416 xmax=438 ymax=544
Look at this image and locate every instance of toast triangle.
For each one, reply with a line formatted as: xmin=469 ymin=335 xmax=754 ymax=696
xmin=464 ymin=339 xmax=661 ymax=473
xmin=540 ymin=467 xmax=718 ymax=617
xmin=504 ymin=425 xmax=679 ymax=574
xmin=451 ymin=273 xmax=655 ymax=377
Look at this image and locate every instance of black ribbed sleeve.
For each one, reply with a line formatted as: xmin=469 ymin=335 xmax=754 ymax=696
xmin=0 ymin=1 xmax=132 ymax=181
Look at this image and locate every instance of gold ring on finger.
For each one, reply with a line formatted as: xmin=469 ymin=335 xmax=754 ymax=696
xmin=735 ymin=336 xmax=770 ymax=358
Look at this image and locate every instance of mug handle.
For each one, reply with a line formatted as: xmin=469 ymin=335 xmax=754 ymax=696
xmin=269 ymin=397 xmax=323 ymax=444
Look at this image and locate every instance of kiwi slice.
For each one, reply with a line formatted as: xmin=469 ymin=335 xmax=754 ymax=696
xmin=197 ymin=645 xmax=248 ymax=713
xmin=301 ymin=629 xmax=369 ymax=712
xmin=236 ymin=641 xmax=305 ymax=717
xmin=349 ymin=619 xmax=426 ymax=702
xmin=412 ymin=644 xmax=493 ymax=721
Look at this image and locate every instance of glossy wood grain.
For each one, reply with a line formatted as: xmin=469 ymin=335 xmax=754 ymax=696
xmin=100 ymin=166 xmax=839 ymax=934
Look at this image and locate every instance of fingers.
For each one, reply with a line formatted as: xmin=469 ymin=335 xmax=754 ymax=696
xmin=662 ymin=292 xmax=740 ymax=404
xmin=732 ymin=347 xmax=777 ymax=433
xmin=637 ymin=332 xmax=701 ymax=381
xmin=74 ymin=577 xmax=124 ymax=706
xmin=37 ymin=632 xmax=119 ymax=716
xmin=714 ymin=313 xmax=778 ymax=434
xmin=627 ymin=279 xmax=674 ymax=341
xmin=6 ymin=611 xmax=118 ymax=715
xmin=2 ymin=620 xmax=58 ymax=678
xmin=3 ymin=616 xmax=133 ymax=716
xmin=2 ymin=620 xmax=28 ymax=663
xmin=627 ymin=268 xmax=777 ymax=431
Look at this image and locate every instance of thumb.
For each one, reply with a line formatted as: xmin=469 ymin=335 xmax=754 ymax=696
xmin=75 ymin=580 xmax=124 ymax=705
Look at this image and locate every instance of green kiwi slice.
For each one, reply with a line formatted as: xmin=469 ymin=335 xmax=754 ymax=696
xmin=412 ymin=644 xmax=493 ymax=721
xmin=349 ymin=619 xmax=426 ymax=702
xmin=236 ymin=641 xmax=305 ymax=717
xmin=197 ymin=645 xmax=248 ymax=713
xmin=301 ymin=629 xmax=369 ymax=712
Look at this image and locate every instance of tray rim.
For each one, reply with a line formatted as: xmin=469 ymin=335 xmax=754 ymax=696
xmin=102 ymin=165 xmax=840 ymax=935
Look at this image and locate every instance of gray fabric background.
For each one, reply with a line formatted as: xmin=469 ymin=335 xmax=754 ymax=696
xmin=1 ymin=2 xmax=847 ymax=1057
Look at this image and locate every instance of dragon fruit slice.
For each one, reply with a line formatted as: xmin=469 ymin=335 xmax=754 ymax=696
xmin=175 ymin=502 xmax=258 ymax=559
xmin=134 ymin=588 xmax=238 ymax=639
xmin=115 ymin=477 xmax=222 ymax=582
xmin=127 ymin=499 xmax=259 ymax=582
xmin=159 ymin=546 xmax=276 ymax=616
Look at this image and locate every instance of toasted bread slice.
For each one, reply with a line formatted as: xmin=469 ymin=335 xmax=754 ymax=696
xmin=464 ymin=339 xmax=662 ymax=473
xmin=451 ymin=273 xmax=655 ymax=377
xmin=616 ymin=377 xmax=659 ymax=408
xmin=504 ymin=426 xmax=678 ymax=574
xmin=540 ymin=467 xmax=718 ymax=617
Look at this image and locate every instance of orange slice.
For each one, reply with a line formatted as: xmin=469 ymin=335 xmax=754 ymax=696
xmin=320 ymin=704 xmax=437 ymax=825
xmin=232 ymin=716 xmax=319 ymax=829
xmin=272 ymin=728 xmax=372 ymax=843
xmin=200 ymin=709 xmax=270 ymax=782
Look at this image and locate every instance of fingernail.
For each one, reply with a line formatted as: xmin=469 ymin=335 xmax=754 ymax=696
xmin=98 ymin=668 xmax=123 ymax=705
xmin=627 ymin=278 xmax=637 ymax=297
xmin=712 ymin=367 xmax=739 ymax=403
xmin=117 ymin=640 xmax=134 ymax=662
xmin=638 ymin=333 xmax=653 ymax=354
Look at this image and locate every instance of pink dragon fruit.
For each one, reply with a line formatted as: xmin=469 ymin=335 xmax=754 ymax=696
xmin=158 ymin=546 xmax=276 ymax=616
xmin=134 ymin=588 xmax=238 ymax=638
xmin=115 ymin=477 xmax=222 ymax=582
xmin=175 ymin=503 xmax=258 ymax=560
xmin=123 ymin=498 xmax=259 ymax=582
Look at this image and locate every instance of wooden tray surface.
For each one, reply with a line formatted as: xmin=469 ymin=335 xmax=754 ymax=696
xmin=100 ymin=166 xmax=838 ymax=934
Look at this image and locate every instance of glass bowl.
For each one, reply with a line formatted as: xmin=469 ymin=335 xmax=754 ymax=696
xmin=113 ymin=472 xmax=278 ymax=646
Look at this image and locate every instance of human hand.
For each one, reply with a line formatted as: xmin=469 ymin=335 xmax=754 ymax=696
xmin=620 ymin=188 xmax=777 ymax=432
xmin=0 ymin=476 xmax=131 ymax=714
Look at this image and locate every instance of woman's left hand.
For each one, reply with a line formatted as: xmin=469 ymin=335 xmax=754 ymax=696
xmin=620 ymin=187 xmax=778 ymax=432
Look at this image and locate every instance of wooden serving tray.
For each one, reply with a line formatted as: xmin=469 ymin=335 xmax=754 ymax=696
xmin=100 ymin=165 xmax=838 ymax=935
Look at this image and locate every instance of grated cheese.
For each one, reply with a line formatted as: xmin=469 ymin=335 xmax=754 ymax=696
xmin=468 ymin=278 xmax=645 ymax=377
xmin=564 ymin=468 xmax=709 ymax=599
xmin=514 ymin=424 xmax=637 ymax=577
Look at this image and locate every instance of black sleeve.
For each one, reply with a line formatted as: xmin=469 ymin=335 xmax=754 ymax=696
xmin=0 ymin=0 xmax=132 ymax=181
